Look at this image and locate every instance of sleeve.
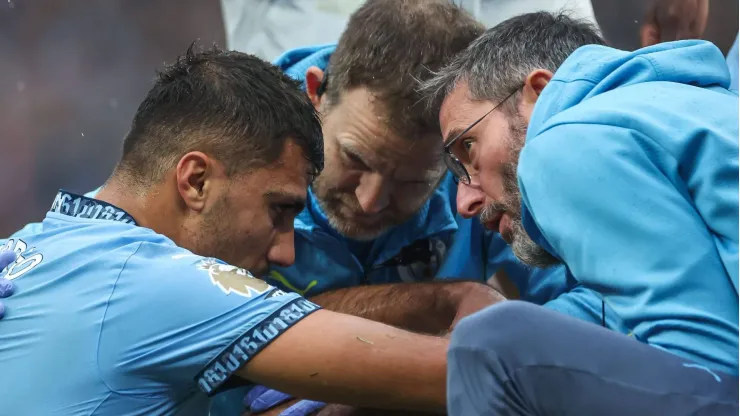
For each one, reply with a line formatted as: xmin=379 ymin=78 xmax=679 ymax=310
xmin=727 ymin=34 xmax=739 ymax=91
xmin=543 ymin=285 xmax=629 ymax=333
xmin=97 ymin=244 xmax=321 ymax=396
xmin=518 ymin=123 xmax=738 ymax=372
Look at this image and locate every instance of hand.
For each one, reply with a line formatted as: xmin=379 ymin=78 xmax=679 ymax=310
xmin=0 ymin=250 xmax=17 ymax=319
xmin=245 ymin=386 xmax=326 ymax=416
xmin=641 ymin=0 xmax=710 ymax=47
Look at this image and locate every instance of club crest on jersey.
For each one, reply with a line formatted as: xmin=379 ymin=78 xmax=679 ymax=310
xmin=198 ymin=259 xmax=273 ymax=298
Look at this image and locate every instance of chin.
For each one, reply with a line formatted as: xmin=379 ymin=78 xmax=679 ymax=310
xmin=335 ymin=220 xmax=391 ymax=241
xmin=327 ymin=212 xmax=394 ymax=241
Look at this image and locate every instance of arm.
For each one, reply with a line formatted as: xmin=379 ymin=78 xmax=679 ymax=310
xmin=543 ymin=285 xmax=629 ymax=334
xmin=487 ymin=269 xmax=520 ymax=299
xmin=242 ymin=281 xmax=503 ymax=415
xmin=309 ymin=280 xmax=505 ymax=334
xmin=240 ymin=309 xmax=447 ymax=413
xmin=518 ymin=122 xmax=738 ymax=372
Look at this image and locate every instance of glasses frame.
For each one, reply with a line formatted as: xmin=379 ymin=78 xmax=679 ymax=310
xmin=443 ymin=88 xmax=521 ymax=185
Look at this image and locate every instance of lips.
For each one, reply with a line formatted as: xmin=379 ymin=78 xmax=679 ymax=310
xmin=482 ymin=210 xmax=503 ymax=233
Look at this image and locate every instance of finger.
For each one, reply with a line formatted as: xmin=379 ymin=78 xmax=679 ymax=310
xmin=280 ymin=401 xmax=327 ymax=416
xmin=641 ymin=24 xmax=661 ymax=47
xmin=0 ymin=278 xmax=15 ymax=298
xmin=660 ymin=0 xmax=706 ymax=42
xmin=640 ymin=6 xmax=661 ymax=47
xmin=251 ymin=390 xmax=295 ymax=413
xmin=245 ymin=386 xmax=271 ymax=406
xmin=0 ymin=251 xmax=16 ymax=270
xmin=693 ymin=0 xmax=710 ymax=38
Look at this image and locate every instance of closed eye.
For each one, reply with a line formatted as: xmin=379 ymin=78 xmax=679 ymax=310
xmin=343 ymin=151 xmax=369 ymax=170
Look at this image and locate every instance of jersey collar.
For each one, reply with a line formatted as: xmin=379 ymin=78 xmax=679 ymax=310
xmin=49 ymin=190 xmax=138 ymax=226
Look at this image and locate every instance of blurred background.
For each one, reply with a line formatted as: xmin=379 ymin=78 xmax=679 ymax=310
xmin=0 ymin=0 xmax=737 ymax=235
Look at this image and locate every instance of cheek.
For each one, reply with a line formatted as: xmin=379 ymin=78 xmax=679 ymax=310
xmin=476 ymin=147 xmax=509 ymax=200
xmin=385 ymin=180 xmax=437 ymax=215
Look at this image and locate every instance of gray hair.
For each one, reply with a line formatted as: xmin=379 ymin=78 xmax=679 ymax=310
xmin=420 ymin=11 xmax=605 ymax=111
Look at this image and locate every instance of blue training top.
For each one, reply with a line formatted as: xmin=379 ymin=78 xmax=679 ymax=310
xmin=519 ymin=40 xmax=739 ymax=374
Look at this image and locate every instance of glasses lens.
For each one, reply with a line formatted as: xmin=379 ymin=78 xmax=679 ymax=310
xmin=443 ymin=152 xmax=470 ymax=184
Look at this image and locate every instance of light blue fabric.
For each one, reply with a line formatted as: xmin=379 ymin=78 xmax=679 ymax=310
xmin=727 ymin=34 xmax=739 ymax=91
xmin=0 ymin=191 xmax=317 ymax=414
xmin=519 ymin=40 xmax=739 ymax=374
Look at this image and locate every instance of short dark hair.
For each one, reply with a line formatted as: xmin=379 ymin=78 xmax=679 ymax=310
xmin=119 ymin=44 xmax=323 ymax=186
xmin=326 ymin=0 xmax=484 ymax=138
xmin=422 ymin=12 xmax=605 ymax=111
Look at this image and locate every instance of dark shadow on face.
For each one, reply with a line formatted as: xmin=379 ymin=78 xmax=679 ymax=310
xmin=191 ymin=139 xmax=310 ymax=275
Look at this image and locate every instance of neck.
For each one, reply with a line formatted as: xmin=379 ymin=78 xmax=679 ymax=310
xmin=95 ymin=175 xmax=183 ymax=242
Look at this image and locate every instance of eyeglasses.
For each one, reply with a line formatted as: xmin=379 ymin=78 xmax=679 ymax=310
xmin=443 ymin=88 xmax=520 ymax=185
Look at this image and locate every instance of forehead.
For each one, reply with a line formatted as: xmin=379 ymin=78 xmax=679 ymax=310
xmin=331 ymin=88 xmax=442 ymax=163
xmin=439 ymin=82 xmax=488 ymax=137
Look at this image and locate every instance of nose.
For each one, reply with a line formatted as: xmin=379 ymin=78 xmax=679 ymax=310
xmin=355 ymin=172 xmax=391 ymax=215
xmin=456 ymin=181 xmax=486 ymax=219
xmin=266 ymin=229 xmax=295 ymax=268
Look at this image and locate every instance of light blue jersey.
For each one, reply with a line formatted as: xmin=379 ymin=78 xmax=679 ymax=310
xmin=0 ymin=191 xmax=319 ymax=415
xmin=519 ymin=40 xmax=739 ymax=374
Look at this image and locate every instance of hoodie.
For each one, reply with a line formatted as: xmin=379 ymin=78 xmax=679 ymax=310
xmin=518 ymin=40 xmax=739 ymax=374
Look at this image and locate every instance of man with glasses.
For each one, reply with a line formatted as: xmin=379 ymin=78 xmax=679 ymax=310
xmin=423 ymin=11 xmax=738 ymax=415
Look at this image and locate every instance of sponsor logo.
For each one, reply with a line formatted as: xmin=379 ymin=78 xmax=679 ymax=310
xmin=197 ymin=259 xmax=274 ymax=298
xmin=0 ymin=239 xmax=44 ymax=281
xmin=268 ymin=270 xmax=318 ymax=296
xmin=195 ymin=298 xmax=321 ymax=395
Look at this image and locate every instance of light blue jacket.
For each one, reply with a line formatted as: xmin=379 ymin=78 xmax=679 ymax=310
xmin=519 ymin=40 xmax=739 ymax=374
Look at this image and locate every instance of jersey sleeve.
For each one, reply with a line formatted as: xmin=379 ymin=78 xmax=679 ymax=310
xmin=518 ymin=122 xmax=738 ymax=373
xmin=97 ymin=242 xmax=320 ymax=396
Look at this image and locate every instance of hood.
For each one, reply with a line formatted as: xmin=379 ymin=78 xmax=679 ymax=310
xmin=527 ymin=40 xmax=732 ymax=139
xmin=273 ymin=44 xmax=336 ymax=89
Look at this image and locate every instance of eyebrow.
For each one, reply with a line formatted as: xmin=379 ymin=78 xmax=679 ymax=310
xmin=340 ymin=142 xmax=377 ymax=168
xmin=444 ymin=106 xmax=497 ymax=147
xmin=444 ymin=128 xmax=467 ymax=146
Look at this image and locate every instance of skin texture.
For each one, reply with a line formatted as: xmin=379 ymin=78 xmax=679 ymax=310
xmin=305 ymin=67 xmax=445 ymax=241
xmin=310 ymin=280 xmax=505 ymax=335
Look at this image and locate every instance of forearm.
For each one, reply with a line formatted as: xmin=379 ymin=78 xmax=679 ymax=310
xmin=243 ymin=310 xmax=447 ymax=413
xmin=309 ymin=280 xmax=501 ymax=334
xmin=254 ymin=401 xmax=437 ymax=416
